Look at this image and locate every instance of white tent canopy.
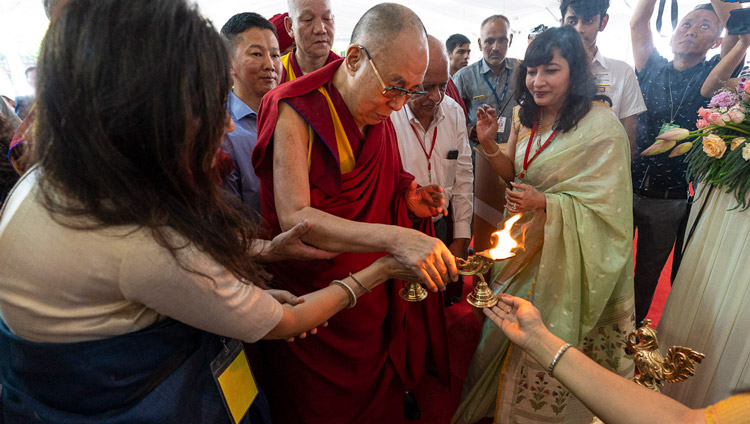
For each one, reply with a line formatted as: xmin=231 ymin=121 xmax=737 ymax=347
xmin=0 ymin=0 xmax=719 ymax=97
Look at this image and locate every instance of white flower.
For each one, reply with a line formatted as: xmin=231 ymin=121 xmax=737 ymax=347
xmin=742 ymin=143 xmax=750 ymax=161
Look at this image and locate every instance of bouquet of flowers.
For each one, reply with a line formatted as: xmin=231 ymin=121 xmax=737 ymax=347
xmin=641 ymin=79 xmax=750 ymax=209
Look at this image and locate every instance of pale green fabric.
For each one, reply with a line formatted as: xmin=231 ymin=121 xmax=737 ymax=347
xmin=453 ymin=104 xmax=636 ymax=423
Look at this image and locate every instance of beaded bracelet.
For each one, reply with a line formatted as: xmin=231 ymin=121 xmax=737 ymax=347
xmin=348 ymin=272 xmax=372 ymax=293
xmin=548 ymin=343 xmax=573 ymax=376
xmin=330 ymin=280 xmax=357 ymax=308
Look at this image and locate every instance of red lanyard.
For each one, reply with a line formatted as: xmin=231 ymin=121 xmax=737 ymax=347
xmin=520 ymin=120 xmax=558 ymax=179
xmin=410 ymin=123 xmax=438 ymax=176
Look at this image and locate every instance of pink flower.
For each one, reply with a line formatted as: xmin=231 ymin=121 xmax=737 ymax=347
xmin=744 ymin=83 xmax=750 ymax=94
xmin=728 ymin=107 xmax=745 ymax=124
xmin=696 ymin=118 xmax=709 ymax=129
xmin=708 ymin=91 xmax=738 ymax=108
xmin=707 ymin=112 xmax=727 ymax=126
xmin=697 ymin=107 xmax=711 ymax=119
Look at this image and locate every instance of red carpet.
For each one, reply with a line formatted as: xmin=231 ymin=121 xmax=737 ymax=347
xmin=412 ymin=233 xmax=673 ymax=423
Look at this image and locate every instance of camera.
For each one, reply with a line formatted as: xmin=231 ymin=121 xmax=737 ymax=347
xmin=726 ymin=8 xmax=750 ymax=35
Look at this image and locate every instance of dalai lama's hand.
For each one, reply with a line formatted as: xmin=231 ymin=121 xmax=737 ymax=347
xmin=405 ymin=181 xmax=447 ymax=218
xmin=391 ymin=231 xmax=458 ymax=291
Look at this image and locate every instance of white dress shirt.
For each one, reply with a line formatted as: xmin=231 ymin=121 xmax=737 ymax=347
xmin=391 ymin=96 xmax=474 ymax=239
xmin=592 ymin=48 xmax=647 ymax=119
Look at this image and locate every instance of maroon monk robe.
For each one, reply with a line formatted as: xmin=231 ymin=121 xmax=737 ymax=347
xmin=446 ymin=78 xmax=467 ymax=116
xmin=253 ymin=59 xmax=450 ymax=424
xmin=280 ymin=49 xmax=340 ymax=84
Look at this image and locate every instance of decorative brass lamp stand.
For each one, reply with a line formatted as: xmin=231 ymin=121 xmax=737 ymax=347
xmin=456 ymin=250 xmax=513 ymax=308
xmin=400 ymin=214 xmax=522 ymax=306
xmin=626 ymin=319 xmax=706 ymax=392
xmin=590 ymin=319 xmax=706 ymax=424
xmin=399 ymin=280 xmax=429 ymax=302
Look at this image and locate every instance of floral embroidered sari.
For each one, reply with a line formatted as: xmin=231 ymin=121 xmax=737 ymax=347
xmin=454 ymin=104 xmax=636 ymax=424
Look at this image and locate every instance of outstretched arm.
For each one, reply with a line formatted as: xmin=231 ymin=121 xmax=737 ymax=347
xmin=701 ymin=33 xmax=750 ymax=97
xmin=484 ymin=294 xmax=706 ymax=424
xmin=264 ymin=255 xmax=413 ymax=339
xmin=712 ymin=0 xmax=741 ymax=58
xmin=631 ymin=0 xmax=657 ymax=72
xmin=272 ymin=102 xmax=457 ymax=290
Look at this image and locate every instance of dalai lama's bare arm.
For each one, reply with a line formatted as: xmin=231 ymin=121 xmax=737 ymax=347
xmin=273 ymin=102 xmax=458 ymax=290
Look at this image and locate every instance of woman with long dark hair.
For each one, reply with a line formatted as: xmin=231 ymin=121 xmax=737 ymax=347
xmin=453 ymin=26 xmax=635 ymax=423
xmin=0 ymin=0 xmax=414 ymax=422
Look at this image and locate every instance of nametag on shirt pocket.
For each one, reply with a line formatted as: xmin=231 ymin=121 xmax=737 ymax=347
xmin=596 ymin=72 xmax=611 ymax=94
xmin=447 ymin=149 xmax=458 ymax=160
xmin=497 ymin=116 xmax=507 ymax=133
xmin=211 ymin=339 xmax=258 ymax=424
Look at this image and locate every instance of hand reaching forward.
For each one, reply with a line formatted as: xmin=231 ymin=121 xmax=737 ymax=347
xmin=405 ymin=181 xmax=447 ymax=218
xmin=483 ymin=293 xmax=547 ymax=352
xmin=391 ymin=229 xmax=458 ymax=292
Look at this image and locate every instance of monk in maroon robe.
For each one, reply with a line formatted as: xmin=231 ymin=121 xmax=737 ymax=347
xmin=279 ymin=0 xmax=339 ymax=84
xmin=252 ymin=4 xmax=456 ymax=423
xmin=280 ymin=49 xmax=339 ymax=83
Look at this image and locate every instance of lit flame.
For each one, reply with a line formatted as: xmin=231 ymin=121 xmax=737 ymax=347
xmin=487 ymin=213 xmax=522 ymax=260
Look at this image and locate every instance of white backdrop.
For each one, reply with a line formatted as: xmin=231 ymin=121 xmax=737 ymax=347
xmin=0 ymin=0 xmax=719 ymax=98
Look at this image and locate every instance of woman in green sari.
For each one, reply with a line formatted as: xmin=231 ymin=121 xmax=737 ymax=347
xmin=453 ymin=26 xmax=635 ymax=423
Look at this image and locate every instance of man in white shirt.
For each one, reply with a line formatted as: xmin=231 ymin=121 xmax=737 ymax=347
xmin=561 ymin=0 xmax=646 ymax=155
xmin=392 ymin=35 xmax=474 ymax=264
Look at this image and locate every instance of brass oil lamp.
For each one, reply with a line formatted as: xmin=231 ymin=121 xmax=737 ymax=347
xmin=400 ymin=214 xmax=523 ymax=307
xmin=457 ymin=214 xmax=522 ymax=308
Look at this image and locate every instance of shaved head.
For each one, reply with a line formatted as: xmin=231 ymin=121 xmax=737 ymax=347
xmin=339 ymin=3 xmax=428 ymax=129
xmin=287 ymin=0 xmax=330 ymax=20
xmin=426 ymin=35 xmax=449 ymax=74
xmin=407 ymin=35 xmax=450 ymax=123
xmin=350 ymin=3 xmax=427 ymax=56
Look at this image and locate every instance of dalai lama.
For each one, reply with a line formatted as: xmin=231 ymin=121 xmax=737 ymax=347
xmin=252 ymin=3 xmax=458 ymax=423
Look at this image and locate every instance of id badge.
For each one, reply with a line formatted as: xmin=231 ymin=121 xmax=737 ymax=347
xmin=596 ymin=72 xmax=611 ymax=94
xmin=211 ymin=339 xmax=258 ymax=424
xmin=513 ymin=176 xmax=526 ymax=192
xmin=497 ymin=116 xmax=507 ymax=133
xmin=658 ymin=122 xmax=680 ymax=136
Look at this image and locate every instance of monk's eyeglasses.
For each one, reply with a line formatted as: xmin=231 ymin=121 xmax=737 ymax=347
xmin=357 ymin=45 xmax=427 ymax=99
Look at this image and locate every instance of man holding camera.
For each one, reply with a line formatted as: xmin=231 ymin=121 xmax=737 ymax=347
xmin=630 ymin=0 xmax=749 ymax=325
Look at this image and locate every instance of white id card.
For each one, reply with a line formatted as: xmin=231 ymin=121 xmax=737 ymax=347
xmin=497 ymin=116 xmax=507 ymax=134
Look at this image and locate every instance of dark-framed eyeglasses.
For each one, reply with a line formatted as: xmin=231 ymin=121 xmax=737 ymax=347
xmin=357 ymin=45 xmax=428 ymax=99
xmin=412 ymin=82 xmax=448 ymax=100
